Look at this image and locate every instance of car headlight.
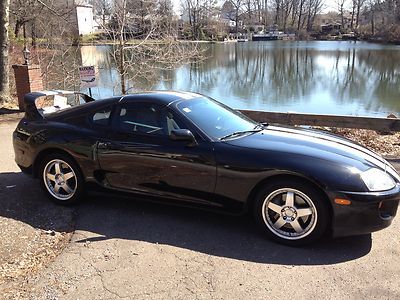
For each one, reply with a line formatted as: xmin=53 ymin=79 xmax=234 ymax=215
xmin=360 ymin=168 xmax=396 ymax=191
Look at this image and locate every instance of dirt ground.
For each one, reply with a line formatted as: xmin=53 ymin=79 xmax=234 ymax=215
xmin=0 ymin=120 xmax=74 ymax=298
xmin=0 ymin=117 xmax=399 ymax=299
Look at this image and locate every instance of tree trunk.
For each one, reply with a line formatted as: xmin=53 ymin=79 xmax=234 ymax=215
xmin=306 ymin=1 xmax=312 ymax=31
xmin=397 ymin=0 xmax=400 ymax=22
xmin=275 ymin=2 xmax=280 ymax=26
xmin=340 ymin=3 xmax=344 ymax=29
xmin=355 ymin=1 xmax=362 ymax=28
xmin=235 ymin=8 xmax=239 ymax=34
xmin=371 ymin=10 xmax=375 ymax=35
xmin=350 ymin=1 xmax=355 ymax=29
xmin=297 ymin=0 xmax=304 ymax=31
xmin=15 ymin=19 xmax=23 ymax=37
xmin=0 ymin=0 xmax=10 ymax=106
xmin=31 ymin=21 xmax=37 ymax=47
xmin=264 ymin=0 xmax=268 ymax=28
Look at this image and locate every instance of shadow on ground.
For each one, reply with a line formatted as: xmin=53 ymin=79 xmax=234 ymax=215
xmin=0 ymin=171 xmax=372 ymax=266
xmin=0 ymin=172 xmax=75 ymax=233
xmin=0 ymin=108 xmax=20 ymax=115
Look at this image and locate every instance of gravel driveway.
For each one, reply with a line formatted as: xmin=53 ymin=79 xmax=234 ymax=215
xmin=0 ymin=118 xmax=399 ymax=299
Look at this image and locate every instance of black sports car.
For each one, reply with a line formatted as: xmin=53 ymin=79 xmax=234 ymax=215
xmin=13 ymin=90 xmax=400 ymax=245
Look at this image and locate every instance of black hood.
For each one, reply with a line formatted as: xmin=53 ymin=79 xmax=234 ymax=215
xmin=224 ymin=125 xmax=400 ymax=181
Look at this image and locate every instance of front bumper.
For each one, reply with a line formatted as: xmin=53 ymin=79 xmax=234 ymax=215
xmin=331 ymin=184 xmax=400 ymax=237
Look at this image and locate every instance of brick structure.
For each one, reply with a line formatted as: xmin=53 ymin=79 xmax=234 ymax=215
xmin=12 ymin=64 xmax=44 ymax=111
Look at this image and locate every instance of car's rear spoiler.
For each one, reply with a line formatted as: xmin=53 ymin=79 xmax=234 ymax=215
xmin=24 ymin=90 xmax=95 ymax=120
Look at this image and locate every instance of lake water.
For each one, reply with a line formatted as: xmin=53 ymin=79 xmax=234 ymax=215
xmin=78 ymin=41 xmax=400 ymax=117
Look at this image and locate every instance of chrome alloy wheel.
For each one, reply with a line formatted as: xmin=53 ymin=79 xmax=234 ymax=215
xmin=261 ymin=188 xmax=317 ymax=240
xmin=43 ymin=159 xmax=77 ymax=201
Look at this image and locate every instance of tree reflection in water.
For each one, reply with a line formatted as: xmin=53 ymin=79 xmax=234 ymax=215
xmin=55 ymin=41 xmax=400 ymax=116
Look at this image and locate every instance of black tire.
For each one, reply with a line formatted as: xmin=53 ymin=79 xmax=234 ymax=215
xmin=38 ymin=152 xmax=84 ymax=205
xmin=253 ymin=178 xmax=330 ymax=246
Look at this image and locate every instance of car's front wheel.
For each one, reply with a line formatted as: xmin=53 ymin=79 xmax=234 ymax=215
xmin=39 ymin=153 xmax=84 ymax=205
xmin=253 ymin=179 xmax=330 ymax=246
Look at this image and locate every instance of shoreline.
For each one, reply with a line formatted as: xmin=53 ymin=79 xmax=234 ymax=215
xmin=78 ymin=38 xmax=400 ymax=47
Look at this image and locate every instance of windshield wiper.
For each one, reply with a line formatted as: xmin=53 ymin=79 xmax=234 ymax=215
xmin=220 ymin=128 xmax=263 ymax=140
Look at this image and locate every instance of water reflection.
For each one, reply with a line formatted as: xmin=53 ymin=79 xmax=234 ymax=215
xmin=77 ymin=41 xmax=400 ymax=116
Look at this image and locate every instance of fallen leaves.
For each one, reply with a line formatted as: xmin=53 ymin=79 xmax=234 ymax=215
xmin=319 ymin=127 xmax=400 ymax=157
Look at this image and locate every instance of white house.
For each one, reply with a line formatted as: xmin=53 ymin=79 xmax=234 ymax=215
xmin=74 ymin=0 xmax=95 ymax=35
xmin=55 ymin=0 xmax=95 ymax=36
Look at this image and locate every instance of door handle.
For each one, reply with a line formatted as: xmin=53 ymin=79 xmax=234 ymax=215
xmin=98 ymin=141 xmax=123 ymax=150
xmin=98 ymin=142 xmax=112 ymax=149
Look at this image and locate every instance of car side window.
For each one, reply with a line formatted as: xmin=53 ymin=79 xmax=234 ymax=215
xmin=91 ymin=107 xmax=112 ymax=126
xmin=116 ymin=103 xmax=168 ymax=135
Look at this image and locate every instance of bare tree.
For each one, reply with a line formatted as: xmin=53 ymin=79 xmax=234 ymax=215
xmin=5 ymin=0 xmax=202 ymax=96
xmin=297 ymin=0 xmax=306 ymax=30
xmin=106 ymin=0 xmax=202 ymax=94
xmin=350 ymin=0 xmax=356 ymax=29
xmin=0 ymin=0 xmax=10 ymax=106
xmin=335 ymin=0 xmax=346 ymax=29
xmin=181 ymin=0 xmax=218 ymax=39
xmin=244 ymin=0 xmax=253 ymax=25
xmin=254 ymin=0 xmax=326 ymax=32
xmin=354 ymin=0 xmax=366 ymax=28
xmin=230 ymin=0 xmax=244 ymax=34
xmin=93 ymin=0 xmax=112 ymax=27
xmin=10 ymin=0 xmax=42 ymax=38
xmin=6 ymin=0 xmax=93 ymax=92
xmin=273 ymin=0 xmax=282 ymax=25
xmin=308 ymin=0 xmax=322 ymax=30
xmin=183 ymin=0 xmax=203 ymax=40
xmin=281 ymin=0 xmax=294 ymax=31
xmin=364 ymin=0 xmax=377 ymax=35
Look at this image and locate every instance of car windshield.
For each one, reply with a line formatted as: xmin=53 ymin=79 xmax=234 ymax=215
xmin=176 ymin=97 xmax=259 ymax=140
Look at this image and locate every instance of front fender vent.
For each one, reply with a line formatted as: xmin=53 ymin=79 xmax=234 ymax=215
xmin=32 ymin=130 xmax=47 ymax=145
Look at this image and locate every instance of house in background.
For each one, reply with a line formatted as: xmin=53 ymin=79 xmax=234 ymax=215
xmin=316 ymin=11 xmax=353 ymax=34
xmin=73 ymin=0 xmax=95 ymax=35
xmin=321 ymin=22 xmax=342 ymax=34
xmin=76 ymin=1 xmax=95 ymax=35
xmin=55 ymin=0 xmax=95 ymax=36
xmin=220 ymin=1 xmax=237 ymax=30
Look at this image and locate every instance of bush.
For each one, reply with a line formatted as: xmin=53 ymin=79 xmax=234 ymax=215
xmin=297 ymin=30 xmax=312 ymax=40
xmin=387 ymin=24 xmax=400 ymax=43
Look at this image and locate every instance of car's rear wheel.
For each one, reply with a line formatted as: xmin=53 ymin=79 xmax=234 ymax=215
xmin=39 ymin=153 xmax=84 ymax=205
xmin=253 ymin=179 xmax=330 ymax=246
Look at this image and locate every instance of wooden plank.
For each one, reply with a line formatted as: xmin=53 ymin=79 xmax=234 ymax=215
xmin=239 ymin=110 xmax=400 ymax=132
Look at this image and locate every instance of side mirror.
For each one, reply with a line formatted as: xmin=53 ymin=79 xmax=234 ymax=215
xmin=170 ymin=129 xmax=197 ymax=146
